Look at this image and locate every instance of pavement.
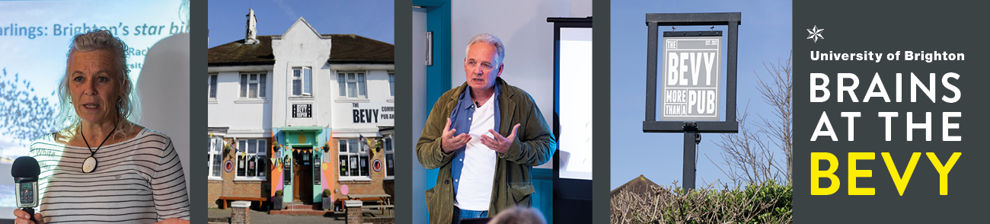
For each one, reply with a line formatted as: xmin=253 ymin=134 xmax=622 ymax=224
xmin=207 ymin=208 xmax=346 ymax=224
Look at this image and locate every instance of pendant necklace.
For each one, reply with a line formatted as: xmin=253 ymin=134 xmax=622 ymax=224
xmin=80 ymin=124 xmax=117 ymax=173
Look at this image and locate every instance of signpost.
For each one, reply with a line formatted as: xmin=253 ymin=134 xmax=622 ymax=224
xmin=644 ymin=13 xmax=741 ymax=190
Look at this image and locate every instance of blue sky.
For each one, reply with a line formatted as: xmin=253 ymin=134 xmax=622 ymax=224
xmin=611 ymin=0 xmax=792 ymax=189
xmin=208 ymin=0 xmax=393 ymax=47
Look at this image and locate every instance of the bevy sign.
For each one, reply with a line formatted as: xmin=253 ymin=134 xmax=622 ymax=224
xmin=660 ymin=33 xmax=722 ymax=121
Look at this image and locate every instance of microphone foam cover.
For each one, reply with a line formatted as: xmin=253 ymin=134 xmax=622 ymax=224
xmin=12 ymin=156 xmax=40 ymax=178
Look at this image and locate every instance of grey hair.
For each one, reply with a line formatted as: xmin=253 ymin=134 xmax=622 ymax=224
xmin=465 ymin=33 xmax=505 ymax=66
xmin=56 ymin=30 xmax=139 ymax=140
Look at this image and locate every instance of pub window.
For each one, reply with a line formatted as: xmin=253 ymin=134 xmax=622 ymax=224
xmin=338 ymin=139 xmax=369 ymax=179
xmin=291 ymin=67 xmax=312 ymax=96
xmin=384 ymin=136 xmax=394 ymax=179
xmin=208 ymin=137 xmax=223 ymax=178
xmin=236 ymin=138 xmax=267 ymax=179
xmin=208 ymin=73 xmax=218 ymax=99
xmin=388 ymin=72 xmax=395 ymax=97
xmin=239 ymin=73 xmax=267 ymax=98
xmin=337 ymin=72 xmax=367 ymax=99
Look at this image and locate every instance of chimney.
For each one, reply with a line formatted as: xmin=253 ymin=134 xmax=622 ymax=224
xmin=245 ymin=8 xmax=258 ymax=44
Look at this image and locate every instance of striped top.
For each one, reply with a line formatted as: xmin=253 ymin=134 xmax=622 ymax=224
xmin=29 ymin=128 xmax=190 ymax=223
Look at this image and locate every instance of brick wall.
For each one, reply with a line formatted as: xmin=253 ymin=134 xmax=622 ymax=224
xmin=206 ymin=138 xmax=272 ymax=208
xmin=208 ymin=137 xmax=396 ymax=208
xmin=332 ymin=147 xmax=390 ymax=199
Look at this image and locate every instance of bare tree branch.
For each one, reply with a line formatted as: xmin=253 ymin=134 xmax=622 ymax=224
xmin=711 ymin=53 xmax=793 ymax=185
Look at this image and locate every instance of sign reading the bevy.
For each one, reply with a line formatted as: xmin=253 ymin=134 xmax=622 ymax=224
xmin=660 ymin=33 xmax=721 ymax=121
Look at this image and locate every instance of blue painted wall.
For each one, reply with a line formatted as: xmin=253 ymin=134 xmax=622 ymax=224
xmin=531 ymin=168 xmax=554 ymax=224
xmin=413 ymin=0 xmax=451 ymax=223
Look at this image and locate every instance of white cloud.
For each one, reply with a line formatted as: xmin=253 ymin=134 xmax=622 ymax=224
xmin=272 ymin=0 xmax=298 ymax=19
xmin=0 ymin=134 xmax=30 ymax=160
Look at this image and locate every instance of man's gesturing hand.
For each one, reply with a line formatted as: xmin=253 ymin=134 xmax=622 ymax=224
xmin=481 ymin=123 xmax=520 ymax=153
xmin=441 ymin=117 xmax=472 ymax=153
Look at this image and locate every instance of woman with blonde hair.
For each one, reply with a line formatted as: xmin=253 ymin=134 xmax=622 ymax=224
xmin=13 ymin=30 xmax=189 ymax=224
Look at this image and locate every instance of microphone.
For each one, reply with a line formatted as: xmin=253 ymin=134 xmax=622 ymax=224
xmin=12 ymin=156 xmax=40 ymax=222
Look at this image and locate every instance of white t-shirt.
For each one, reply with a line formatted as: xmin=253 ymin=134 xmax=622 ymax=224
xmin=455 ymin=97 xmax=498 ymax=210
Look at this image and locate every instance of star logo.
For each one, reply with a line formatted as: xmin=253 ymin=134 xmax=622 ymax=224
xmin=806 ymin=25 xmax=824 ymax=43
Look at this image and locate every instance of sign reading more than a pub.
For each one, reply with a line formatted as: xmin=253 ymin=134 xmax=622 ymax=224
xmin=660 ymin=34 xmax=721 ymax=121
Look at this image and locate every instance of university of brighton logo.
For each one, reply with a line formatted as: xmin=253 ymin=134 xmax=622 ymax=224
xmin=807 ymin=25 xmax=824 ymax=43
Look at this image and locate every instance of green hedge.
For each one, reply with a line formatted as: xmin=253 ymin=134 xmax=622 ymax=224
xmin=611 ymin=181 xmax=792 ymax=224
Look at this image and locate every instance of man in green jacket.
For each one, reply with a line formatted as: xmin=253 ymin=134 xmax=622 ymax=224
xmin=417 ymin=33 xmax=556 ymax=224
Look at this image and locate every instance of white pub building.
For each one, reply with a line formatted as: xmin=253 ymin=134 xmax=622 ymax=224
xmin=207 ymin=9 xmax=395 ymax=212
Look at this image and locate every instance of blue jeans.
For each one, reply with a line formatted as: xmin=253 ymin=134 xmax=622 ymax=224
xmin=453 ymin=206 xmax=488 ymax=224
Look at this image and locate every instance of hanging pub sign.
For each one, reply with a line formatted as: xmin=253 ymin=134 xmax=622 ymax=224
xmin=643 ymin=13 xmax=740 ymax=190
xmin=660 ymin=31 xmax=722 ymax=121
